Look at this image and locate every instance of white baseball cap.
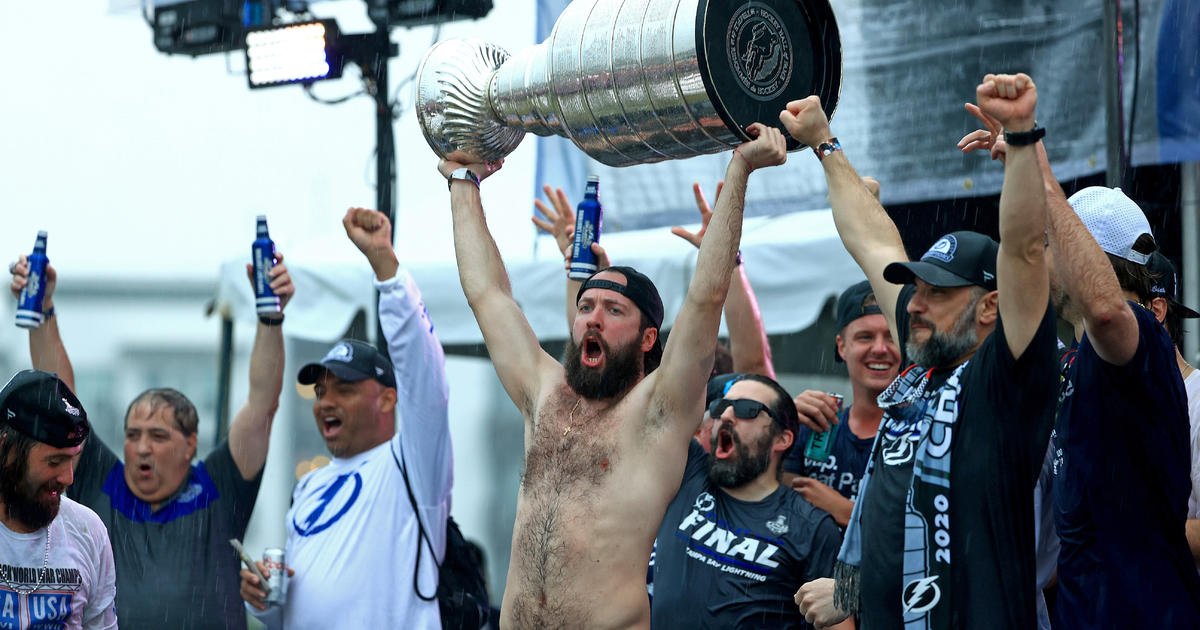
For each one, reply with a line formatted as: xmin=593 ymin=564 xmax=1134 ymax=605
xmin=1067 ymin=187 xmax=1155 ymax=265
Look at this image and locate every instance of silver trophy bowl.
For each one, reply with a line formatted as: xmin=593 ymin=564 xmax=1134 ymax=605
xmin=415 ymin=0 xmax=841 ymax=167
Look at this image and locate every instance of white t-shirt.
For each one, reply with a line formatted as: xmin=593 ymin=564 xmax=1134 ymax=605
xmin=252 ymin=271 xmax=453 ymax=630
xmin=0 ymin=496 xmax=117 ymax=630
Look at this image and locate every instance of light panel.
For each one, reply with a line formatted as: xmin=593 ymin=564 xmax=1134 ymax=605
xmin=244 ymin=20 xmax=343 ymax=89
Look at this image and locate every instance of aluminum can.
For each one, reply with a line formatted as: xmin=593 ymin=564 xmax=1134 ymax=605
xmin=803 ymin=393 xmax=845 ymax=462
xmin=15 ymin=232 xmax=49 ymax=329
xmin=568 ymin=176 xmax=602 ymax=280
xmin=263 ymin=547 xmax=288 ymax=606
xmin=252 ymin=215 xmax=281 ymax=315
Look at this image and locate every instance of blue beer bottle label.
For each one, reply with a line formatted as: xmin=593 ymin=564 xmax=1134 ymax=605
xmin=569 ymin=175 xmax=602 ymax=280
xmin=252 ymin=216 xmax=281 ymax=315
xmin=803 ymin=394 xmax=844 ymax=462
xmin=15 ymin=232 xmax=49 ymax=330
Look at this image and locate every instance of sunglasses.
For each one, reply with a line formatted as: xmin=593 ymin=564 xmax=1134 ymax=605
xmin=708 ymin=397 xmax=775 ymax=421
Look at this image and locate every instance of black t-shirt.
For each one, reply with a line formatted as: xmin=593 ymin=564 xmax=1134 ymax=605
xmin=858 ymin=285 xmax=1059 ymax=630
xmin=783 ymin=406 xmax=874 ymax=503
xmin=651 ymin=440 xmax=843 ymax=629
xmin=1052 ymin=304 xmax=1200 ymax=628
xmin=67 ymin=435 xmax=262 ymax=630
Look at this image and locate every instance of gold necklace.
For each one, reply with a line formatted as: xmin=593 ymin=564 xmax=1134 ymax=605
xmin=563 ymin=398 xmax=585 ymax=436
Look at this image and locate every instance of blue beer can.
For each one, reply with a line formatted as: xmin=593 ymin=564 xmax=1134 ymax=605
xmin=252 ymin=216 xmax=281 ymax=315
xmin=569 ymin=175 xmax=603 ymax=280
xmin=15 ymin=232 xmax=49 ymax=329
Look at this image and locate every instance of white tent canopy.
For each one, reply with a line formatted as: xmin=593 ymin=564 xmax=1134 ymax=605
xmin=214 ymin=209 xmax=866 ymax=343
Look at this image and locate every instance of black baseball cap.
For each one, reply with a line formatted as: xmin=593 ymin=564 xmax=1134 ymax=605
xmin=883 ymin=231 xmax=998 ymax=291
xmin=833 ymin=280 xmax=884 ymax=363
xmin=577 ymin=266 xmax=666 ymax=370
xmin=707 ymin=373 xmax=744 ymax=407
xmin=1148 ymin=252 xmax=1200 ymax=318
xmin=0 ymin=370 xmax=90 ymax=448
xmin=298 ymin=339 xmax=397 ymax=389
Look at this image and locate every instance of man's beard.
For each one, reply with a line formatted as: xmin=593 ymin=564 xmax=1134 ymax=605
xmin=706 ymin=422 xmax=775 ymax=488
xmin=564 ymin=333 xmax=643 ymax=400
xmin=0 ymin=458 xmax=62 ymax=531
xmin=907 ymin=297 xmax=980 ymax=368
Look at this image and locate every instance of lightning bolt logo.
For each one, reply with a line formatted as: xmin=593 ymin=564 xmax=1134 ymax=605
xmin=901 ymin=575 xmax=942 ymax=615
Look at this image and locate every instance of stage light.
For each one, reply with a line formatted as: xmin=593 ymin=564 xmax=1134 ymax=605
xmin=153 ymin=0 xmax=245 ymax=57
xmin=244 ymin=20 xmax=344 ymax=89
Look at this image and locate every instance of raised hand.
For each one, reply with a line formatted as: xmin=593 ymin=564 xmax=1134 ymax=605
xmin=8 ymin=255 xmax=57 ymax=311
xmin=532 ymin=185 xmax=575 ymax=257
xmin=976 ymin=73 xmax=1037 ymax=132
xmin=671 ymin=181 xmax=723 ymax=249
xmin=736 ymin=123 xmax=788 ymax=171
xmin=244 ymin=250 xmax=294 ymax=313
xmin=956 ymin=102 xmax=1008 ymax=164
xmin=779 ymin=95 xmax=832 ymax=149
xmin=343 ymin=207 xmax=393 ymax=256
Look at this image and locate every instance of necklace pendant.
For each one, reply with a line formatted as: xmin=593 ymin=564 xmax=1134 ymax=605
xmin=563 ymin=426 xmax=571 ymax=437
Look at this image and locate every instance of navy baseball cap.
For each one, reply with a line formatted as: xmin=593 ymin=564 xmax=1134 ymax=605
xmin=298 ymin=339 xmax=397 ymax=389
xmin=0 ymin=370 xmax=90 ymax=448
xmin=1148 ymin=252 xmax=1200 ymax=318
xmin=883 ymin=231 xmax=998 ymax=291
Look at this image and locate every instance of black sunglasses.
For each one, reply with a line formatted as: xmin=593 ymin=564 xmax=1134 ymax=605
xmin=708 ymin=397 xmax=775 ymax=421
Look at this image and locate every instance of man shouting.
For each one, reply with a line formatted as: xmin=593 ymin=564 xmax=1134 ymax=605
xmin=443 ymin=123 xmax=787 ymax=628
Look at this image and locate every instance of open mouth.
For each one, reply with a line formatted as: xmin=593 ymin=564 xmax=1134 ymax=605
xmin=582 ymin=336 xmax=605 ymax=368
xmin=715 ymin=426 xmax=736 ymax=460
xmin=321 ymin=416 xmax=344 ymax=439
xmin=136 ymin=462 xmax=153 ymax=477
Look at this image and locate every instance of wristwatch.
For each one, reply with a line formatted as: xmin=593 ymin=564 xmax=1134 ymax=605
xmin=815 ymin=137 xmax=842 ymax=161
xmin=447 ymin=167 xmax=481 ymax=191
xmin=1002 ymin=124 xmax=1046 ymax=147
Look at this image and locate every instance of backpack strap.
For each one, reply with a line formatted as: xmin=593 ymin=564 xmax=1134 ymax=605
xmin=391 ymin=438 xmax=441 ymax=601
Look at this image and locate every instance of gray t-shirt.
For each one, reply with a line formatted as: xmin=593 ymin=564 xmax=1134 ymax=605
xmin=67 ymin=436 xmax=261 ymax=629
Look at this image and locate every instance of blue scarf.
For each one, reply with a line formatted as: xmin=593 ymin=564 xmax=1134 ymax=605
xmin=834 ymin=362 xmax=967 ymax=628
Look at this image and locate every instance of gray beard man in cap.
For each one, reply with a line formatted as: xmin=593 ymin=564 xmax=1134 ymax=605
xmin=0 ymin=370 xmax=116 ymax=630
xmin=786 ymin=73 xmax=1058 ymax=630
xmin=440 ymin=123 xmax=787 ymax=629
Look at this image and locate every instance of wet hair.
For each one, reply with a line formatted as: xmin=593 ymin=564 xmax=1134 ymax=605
xmin=0 ymin=426 xmax=37 ymax=484
xmin=124 ymin=388 xmax=199 ymax=437
xmin=733 ymin=373 xmax=800 ymax=460
xmin=1107 ymin=235 xmax=1157 ymax=304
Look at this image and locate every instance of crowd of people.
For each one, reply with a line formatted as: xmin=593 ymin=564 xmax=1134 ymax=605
xmin=1 ymin=71 xmax=1198 ymax=630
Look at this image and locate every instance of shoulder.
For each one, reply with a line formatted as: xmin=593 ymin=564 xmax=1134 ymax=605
xmin=56 ymin=496 xmax=110 ymax=547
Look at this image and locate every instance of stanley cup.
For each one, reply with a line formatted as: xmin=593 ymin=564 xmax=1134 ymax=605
xmin=415 ymin=0 xmax=841 ymax=167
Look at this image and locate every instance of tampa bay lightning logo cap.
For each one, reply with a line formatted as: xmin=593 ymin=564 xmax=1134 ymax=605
xmin=297 ymin=339 xmax=396 ymax=389
xmin=882 ymin=231 xmax=998 ymax=292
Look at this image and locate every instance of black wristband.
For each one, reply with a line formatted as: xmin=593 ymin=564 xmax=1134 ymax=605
xmin=43 ymin=306 xmax=54 ymax=320
xmin=1003 ymin=124 xmax=1045 ymax=147
xmin=258 ymin=314 xmax=284 ymax=327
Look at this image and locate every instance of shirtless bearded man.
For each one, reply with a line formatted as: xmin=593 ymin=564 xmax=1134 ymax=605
xmin=442 ymin=125 xmax=787 ymax=629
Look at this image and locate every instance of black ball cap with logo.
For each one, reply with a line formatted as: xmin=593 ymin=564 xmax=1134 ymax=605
xmin=298 ymin=339 xmax=397 ymax=389
xmin=0 ymin=369 xmax=90 ymax=448
xmin=882 ymin=231 xmax=999 ymax=291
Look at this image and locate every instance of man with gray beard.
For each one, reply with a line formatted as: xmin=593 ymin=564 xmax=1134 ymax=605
xmin=789 ymin=73 xmax=1060 ymax=630
xmin=650 ymin=373 xmax=850 ymax=629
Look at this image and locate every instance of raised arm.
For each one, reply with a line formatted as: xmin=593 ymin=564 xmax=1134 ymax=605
xmin=344 ymin=207 xmax=452 ymax=502
xmin=671 ymin=181 xmax=775 ymax=378
xmin=10 ymin=257 xmax=75 ymax=391
xmin=442 ymin=159 xmax=561 ymax=418
xmin=228 ymin=253 xmax=293 ymax=480
xmin=781 ymin=98 xmax=908 ymax=344
xmin=1037 ymin=137 xmax=1139 ymax=364
xmin=975 ymin=73 xmax=1050 ymax=358
xmin=651 ymin=124 xmax=787 ymax=437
